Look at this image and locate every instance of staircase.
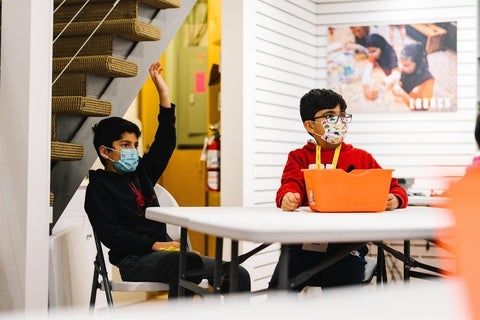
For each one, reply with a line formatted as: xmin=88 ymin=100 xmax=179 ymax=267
xmin=50 ymin=0 xmax=196 ymax=228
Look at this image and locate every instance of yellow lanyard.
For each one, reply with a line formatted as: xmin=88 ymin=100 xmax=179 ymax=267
xmin=316 ymin=144 xmax=341 ymax=169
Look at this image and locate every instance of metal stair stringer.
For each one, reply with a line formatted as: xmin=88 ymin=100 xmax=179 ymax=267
xmin=50 ymin=0 xmax=197 ymax=229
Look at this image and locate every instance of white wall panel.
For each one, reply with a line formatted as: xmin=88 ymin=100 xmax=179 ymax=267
xmin=254 ymin=140 xmax=309 ymax=153
xmin=347 ymin=132 xmax=474 ymax=144
xmin=254 ymin=41 xmax=316 ymax=67
xmin=253 ymin=166 xmax=285 ymax=179
xmin=254 ymin=177 xmax=282 ymax=190
xmin=263 ymin=0 xmax=317 ymax=21
xmin=255 ymin=51 xmax=316 ymax=78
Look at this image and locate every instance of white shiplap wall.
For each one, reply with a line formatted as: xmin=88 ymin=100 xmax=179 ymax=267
xmin=222 ymin=0 xmax=478 ymax=208
xmin=222 ymin=0 xmax=477 ymax=291
xmin=253 ymin=0 xmax=320 ymax=205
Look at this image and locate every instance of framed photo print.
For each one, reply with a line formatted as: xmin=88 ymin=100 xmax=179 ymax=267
xmin=326 ymin=22 xmax=457 ymax=112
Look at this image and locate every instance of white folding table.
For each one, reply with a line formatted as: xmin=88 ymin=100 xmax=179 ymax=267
xmin=407 ymin=195 xmax=450 ymax=207
xmin=145 ymin=206 xmax=454 ymax=294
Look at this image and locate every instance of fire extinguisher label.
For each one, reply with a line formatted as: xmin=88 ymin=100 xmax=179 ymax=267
xmin=206 ymin=150 xmax=220 ymax=169
xmin=207 ymin=170 xmax=220 ymax=191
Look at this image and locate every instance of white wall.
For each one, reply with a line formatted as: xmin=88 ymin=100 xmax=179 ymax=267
xmin=222 ymin=0 xmax=478 ymax=208
xmin=0 ymin=0 xmax=52 ymax=312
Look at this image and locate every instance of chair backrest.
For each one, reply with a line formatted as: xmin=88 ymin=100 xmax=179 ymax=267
xmin=154 ymin=183 xmax=179 ymax=207
xmin=154 ymin=184 xmax=191 ymax=248
xmin=154 ymin=184 xmax=179 ymax=242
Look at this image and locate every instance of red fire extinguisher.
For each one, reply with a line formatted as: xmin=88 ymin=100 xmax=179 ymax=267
xmin=206 ymin=126 xmax=220 ymax=192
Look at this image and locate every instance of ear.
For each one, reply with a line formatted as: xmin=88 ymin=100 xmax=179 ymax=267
xmin=304 ymin=120 xmax=315 ymax=134
xmin=99 ymin=145 xmax=110 ymax=160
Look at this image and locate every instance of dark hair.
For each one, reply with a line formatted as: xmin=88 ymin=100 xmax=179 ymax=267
xmin=365 ymin=33 xmax=389 ymax=49
xmin=350 ymin=26 xmax=370 ymax=46
xmin=400 ymin=43 xmax=429 ymax=74
xmin=92 ymin=117 xmax=141 ymax=164
xmin=475 ymin=113 xmax=480 ymax=148
xmin=299 ymin=88 xmax=347 ymax=122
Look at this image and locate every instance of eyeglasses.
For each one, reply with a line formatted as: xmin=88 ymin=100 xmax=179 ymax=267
xmin=313 ymin=113 xmax=352 ymax=124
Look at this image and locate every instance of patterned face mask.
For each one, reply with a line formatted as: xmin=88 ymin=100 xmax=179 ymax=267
xmin=315 ymin=119 xmax=348 ymax=144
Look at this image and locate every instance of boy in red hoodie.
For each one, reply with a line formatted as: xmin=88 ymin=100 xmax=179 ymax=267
xmin=269 ymin=88 xmax=407 ymax=291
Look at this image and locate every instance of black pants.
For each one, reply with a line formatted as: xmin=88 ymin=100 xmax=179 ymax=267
xmin=269 ymin=243 xmax=367 ymax=291
xmin=118 ymin=251 xmax=251 ymax=298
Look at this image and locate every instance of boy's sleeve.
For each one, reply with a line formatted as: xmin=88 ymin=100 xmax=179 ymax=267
xmin=389 ymin=178 xmax=409 ymax=208
xmin=276 ymin=150 xmax=308 ymax=208
xmin=141 ymin=104 xmax=177 ymax=185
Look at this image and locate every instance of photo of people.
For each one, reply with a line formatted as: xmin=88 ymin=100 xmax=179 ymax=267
xmin=327 ymin=22 xmax=457 ymax=112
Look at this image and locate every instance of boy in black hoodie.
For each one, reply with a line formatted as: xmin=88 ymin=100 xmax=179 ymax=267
xmin=85 ymin=62 xmax=250 ymax=298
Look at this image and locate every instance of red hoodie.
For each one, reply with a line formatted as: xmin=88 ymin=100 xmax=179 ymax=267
xmin=276 ymin=140 xmax=408 ymax=208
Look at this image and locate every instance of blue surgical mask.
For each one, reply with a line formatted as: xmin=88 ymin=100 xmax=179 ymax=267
xmin=106 ymin=147 xmax=139 ymax=173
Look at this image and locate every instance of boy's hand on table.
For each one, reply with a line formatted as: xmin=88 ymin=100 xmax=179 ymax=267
xmin=385 ymin=193 xmax=400 ymax=211
xmin=281 ymin=192 xmax=301 ymax=211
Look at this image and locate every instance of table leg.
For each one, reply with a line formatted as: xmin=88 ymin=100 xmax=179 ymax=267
xmin=404 ymin=240 xmax=411 ymax=282
xmin=178 ymin=227 xmax=188 ymax=297
xmin=377 ymin=240 xmax=452 ymax=282
xmin=214 ymin=237 xmax=223 ymax=293
xmin=229 ymin=240 xmax=239 ymax=292
xmin=278 ymin=245 xmax=290 ymax=290
xmin=376 ymin=244 xmax=388 ymax=284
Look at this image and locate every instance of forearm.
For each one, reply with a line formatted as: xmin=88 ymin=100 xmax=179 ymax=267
xmin=158 ymin=88 xmax=171 ymax=108
xmin=141 ymin=105 xmax=176 ymax=182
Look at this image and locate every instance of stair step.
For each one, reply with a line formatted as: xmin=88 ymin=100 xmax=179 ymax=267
xmin=53 ymin=18 xmax=161 ymax=42
xmin=52 ymin=73 xmax=108 ymax=98
xmin=54 ymin=0 xmax=181 ymax=10
xmin=52 ymin=73 xmax=87 ymax=96
xmin=54 ymin=0 xmax=137 ymax=23
xmin=53 ymin=33 xmax=150 ymax=59
xmin=140 ymin=0 xmax=181 ymax=9
xmin=52 ymin=96 xmax=112 ymax=117
xmin=54 ymin=35 xmax=114 ymax=58
xmin=51 ymin=142 xmax=84 ymax=162
xmin=52 ymin=55 xmax=138 ymax=77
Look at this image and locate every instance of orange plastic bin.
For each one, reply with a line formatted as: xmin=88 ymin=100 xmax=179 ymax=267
xmin=302 ymin=168 xmax=393 ymax=212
